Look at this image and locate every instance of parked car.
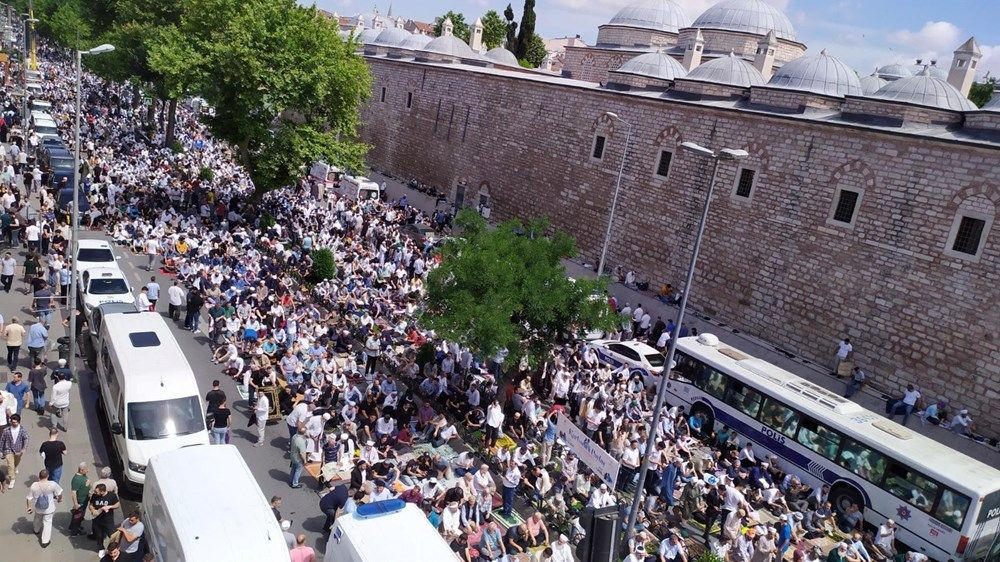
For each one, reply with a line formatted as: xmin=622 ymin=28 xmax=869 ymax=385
xmin=586 ymin=339 xmax=666 ymax=387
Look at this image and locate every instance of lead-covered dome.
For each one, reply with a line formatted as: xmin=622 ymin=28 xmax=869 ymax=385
xmin=484 ymin=47 xmax=519 ymax=67
xmin=373 ymin=27 xmax=412 ymax=47
xmin=614 ymin=51 xmax=688 ymax=80
xmin=421 ymin=34 xmax=480 ymax=60
xmin=607 ymin=0 xmax=691 ymax=33
xmin=399 ymin=33 xmax=433 ymax=51
xmin=693 ymin=0 xmax=796 ymax=41
xmin=859 ymin=72 xmax=887 ymax=95
xmin=684 ymin=52 xmax=765 ymax=87
xmin=767 ymin=49 xmax=861 ymax=97
xmin=358 ymin=28 xmax=382 ymax=44
xmin=876 ymin=63 xmax=912 ymax=81
xmin=872 ymin=70 xmax=977 ymax=111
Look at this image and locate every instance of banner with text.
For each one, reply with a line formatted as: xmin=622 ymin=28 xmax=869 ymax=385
xmin=556 ymin=412 xmax=620 ymax=488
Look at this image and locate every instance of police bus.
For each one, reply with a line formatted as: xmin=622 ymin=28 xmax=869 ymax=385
xmin=662 ymin=333 xmax=1000 ymax=561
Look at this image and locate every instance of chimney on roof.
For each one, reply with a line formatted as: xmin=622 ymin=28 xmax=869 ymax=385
xmin=753 ymin=30 xmax=778 ymax=81
xmin=470 ymin=17 xmax=483 ymax=52
xmin=442 ymin=17 xmax=454 ymax=37
xmin=947 ymin=36 xmax=982 ymax=96
xmin=682 ymin=28 xmax=705 ymax=71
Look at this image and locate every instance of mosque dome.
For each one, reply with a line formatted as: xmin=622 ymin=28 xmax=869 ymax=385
xmin=876 ymin=63 xmax=912 ymax=81
xmin=684 ymin=52 xmax=765 ymax=87
xmin=983 ymin=93 xmax=1000 ymax=112
xmin=607 ymin=0 xmax=691 ymax=34
xmin=399 ymin=33 xmax=433 ymax=51
xmin=614 ymin=51 xmax=688 ymax=80
xmin=421 ymin=34 xmax=480 ymax=60
xmin=484 ymin=47 xmax=519 ymax=67
xmin=693 ymin=0 xmax=796 ymax=41
xmin=372 ymin=27 xmax=413 ymax=47
xmin=767 ymin=49 xmax=861 ymax=97
xmin=914 ymin=64 xmax=948 ymax=80
xmin=872 ymin=70 xmax=977 ymax=111
xmin=358 ymin=28 xmax=382 ymax=45
xmin=859 ymin=72 xmax=887 ymax=95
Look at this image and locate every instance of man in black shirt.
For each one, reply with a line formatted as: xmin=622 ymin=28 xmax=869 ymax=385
xmin=88 ymin=483 xmax=120 ymax=542
xmin=205 ymin=380 xmax=226 ymax=413
xmin=320 ymin=483 xmax=349 ymax=534
xmin=38 ymin=428 xmax=67 ymax=484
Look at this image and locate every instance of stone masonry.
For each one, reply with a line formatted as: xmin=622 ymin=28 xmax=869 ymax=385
xmin=360 ymin=56 xmax=1000 ymax=437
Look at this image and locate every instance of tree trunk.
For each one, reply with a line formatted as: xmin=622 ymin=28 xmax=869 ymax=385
xmin=159 ymin=98 xmax=166 ymax=129
xmin=145 ymin=99 xmax=156 ymax=135
xmin=132 ymin=84 xmax=141 ymax=108
xmin=164 ymin=98 xmax=178 ymax=148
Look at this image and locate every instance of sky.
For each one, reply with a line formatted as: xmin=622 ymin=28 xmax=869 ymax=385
xmin=306 ymin=0 xmax=1000 ymax=78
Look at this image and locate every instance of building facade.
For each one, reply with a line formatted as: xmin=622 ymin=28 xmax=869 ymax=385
xmin=351 ymin=0 xmax=1000 ymax=437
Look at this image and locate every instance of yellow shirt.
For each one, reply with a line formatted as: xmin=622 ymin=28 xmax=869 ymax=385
xmin=175 ymin=240 xmax=189 ymax=254
xmin=4 ymin=324 xmax=26 ymax=346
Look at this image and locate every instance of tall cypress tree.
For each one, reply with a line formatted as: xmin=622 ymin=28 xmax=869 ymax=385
xmin=513 ymin=0 xmax=535 ymax=60
xmin=503 ymin=3 xmax=518 ymax=52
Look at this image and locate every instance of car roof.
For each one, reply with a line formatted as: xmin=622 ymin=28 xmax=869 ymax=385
xmin=84 ymin=266 xmax=126 ymax=278
xmin=594 ymin=339 xmax=661 ymax=354
xmin=77 ymin=239 xmax=113 ymax=250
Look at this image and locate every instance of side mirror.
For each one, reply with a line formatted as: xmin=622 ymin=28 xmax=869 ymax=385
xmin=110 ymin=422 xmax=123 ymax=435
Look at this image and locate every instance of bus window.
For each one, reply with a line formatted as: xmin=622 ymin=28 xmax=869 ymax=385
xmin=933 ymin=488 xmax=970 ymax=530
xmin=835 ymin=438 xmax=887 ymax=484
xmin=759 ymin=398 xmax=800 ymax=437
xmin=795 ymin=418 xmax=841 ymax=460
xmin=726 ymin=382 xmax=762 ymax=418
xmin=883 ymin=462 xmax=939 ymax=512
xmin=701 ymin=369 xmax=729 ymax=399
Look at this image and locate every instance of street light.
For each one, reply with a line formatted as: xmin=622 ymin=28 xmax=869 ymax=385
xmin=623 ymin=140 xmax=747 ymax=543
xmin=19 ymin=15 xmax=37 ymax=132
xmin=596 ymin=111 xmax=632 ymax=278
xmin=68 ymin=43 xmax=115 ymax=385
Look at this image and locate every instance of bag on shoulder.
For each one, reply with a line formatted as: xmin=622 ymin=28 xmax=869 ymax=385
xmin=34 ymin=491 xmax=50 ymax=511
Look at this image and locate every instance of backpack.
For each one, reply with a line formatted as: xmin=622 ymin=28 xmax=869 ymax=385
xmin=34 ymin=489 xmax=50 ymax=511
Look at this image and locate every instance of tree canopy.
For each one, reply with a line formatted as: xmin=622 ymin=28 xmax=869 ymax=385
xmin=424 ymin=209 xmax=619 ymax=368
xmin=513 ymin=0 xmax=536 ymax=60
xmin=433 ymin=11 xmax=470 ymax=43
xmin=519 ymin=33 xmax=547 ymax=68
xmin=503 ymin=4 xmax=518 ymax=51
xmin=969 ymin=80 xmax=997 ymax=108
xmin=480 ymin=10 xmax=507 ymax=51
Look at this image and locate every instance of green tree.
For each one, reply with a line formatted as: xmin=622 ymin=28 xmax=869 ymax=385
xmin=513 ymin=0 xmax=536 ymax=60
xmin=969 ymin=80 xmax=997 ymax=107
xmin=45 ymin=0 xmax=94 ymax=50
xmin=309 ymin=248 xmax=337 ymax=282
xmin=480 ymin=10 xmax=506 ymax=51
xmin=518 ymin=33 xmax=547 ymax=68
xmin=424 ymin=209 xmax=619 ymax=369
xmin=503 ymin=3 xmax=518 ymax=52
xmin=433 ymin=11 xmax=470 ymax=43
xmin=186 ymin=0 xmax=370 ymax=196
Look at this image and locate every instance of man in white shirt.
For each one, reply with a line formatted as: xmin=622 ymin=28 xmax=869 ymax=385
xmin=253 ymin=392 xmax=270 ymax=447
xmin=658 ymin=533 xmax=688 ymax=562
xmin=49 ymin=372 xmax=73 ymax=432
xmin=473 ymin=463 xmax=495 ymax=494
xmin=26 ymin=468 xmax=63 ymax=547
xmin=888 ymin=384 xmax=921 ymax=426
xmin=832 ymin=337 xmax=852 ymax=375
xmin=619 ymin=440 xmax=640 ymax=491
xmin=24 ymin=221 xmax=40 ymax=253
xmin=550 ymin=534 xmax=574 ymax=562
xmin=167 ymin=280 xmax=185 ymax=321
xmin=144 ymin=237 xmax=159 ymax=271
xmin=874 ymin=519 xmax=897 ymax=556
xmin=440 ymin=501 xmax=462 ymax=539
xmin=500 ymin=461 xmax=521 ymax=517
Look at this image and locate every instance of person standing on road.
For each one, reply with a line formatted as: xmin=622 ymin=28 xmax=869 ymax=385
xmin=210 ymin=399 xmax=231 ymax=445
xmin=50 ymin=371 xmax=73 ymax=431
xmin=289 ymin=533 xmax=316 ymax=562
xmin=167 ymin=280 xmax=185 ymax=321
xmin=3 ymin=315 xmax=25 ymax=371
xmin=146 ymin=276 xmax=160 ymax=311
xmin=25 ymin=468 xmax=63 ymax=548
xmin=144 ymin=236 xmax=159 ymax=271
xmin=253 ymin=389 xmax=270 ymax=447
xmin=69 ymin=463 xmax=92 ymax=536
xmin=26 ymin=320 xmax=48 ymax=365
xmin=39 ymin=428 xmax=67 ymax=483
xmin=58 ymin=260 xmax=72 ymax=304
xmin=28 ymin=357 xmax=48 ymax=413
xmin=0 ymin=251 xmax=15 ymax=292
xmin=5 ymin=372 xmax=30 ymax=414
xmin=88 ymin=482 xmax=121 ymax=544
xmin=116 ymin=510 xmax=145 ymax=561
xmin=1 ymin=414 xmax=28 ymax=484
xmin=33 ymin=284 xmax=54 ymax=324
xmin=289 ymin=425 xmax=308 ymax=488
xmin=136 ymin=286 xmax=152 ymax=312
xmin=184 ymin=288 xmax=204 ymax=332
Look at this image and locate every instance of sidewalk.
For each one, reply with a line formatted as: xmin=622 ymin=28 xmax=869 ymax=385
xmin=368 ymin=171 xmax=1000 ymax=466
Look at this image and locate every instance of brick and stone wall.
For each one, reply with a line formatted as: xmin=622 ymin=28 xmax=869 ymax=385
xmin=750 ymin=87 xmax=845 ymax=111
xmin=842 ymin=97 xmax=965 ymax=126
xmin=360 ymin=56 xmax=1000 ymax=437
xmin=676 ymin=28 xmax=806 ymax=64
xmin=596 ymin=25 xmax=679 ymax=49
xmin=562 ymin=46 xmax=642 ymax=84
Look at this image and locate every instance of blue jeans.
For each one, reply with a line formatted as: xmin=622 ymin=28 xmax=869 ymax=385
xmin=211 ymin=427 xmax=228 ymax=444
xmin=32 ymin=388 xmax=47 ymax=411
xmin=49 ymin=465 xmax=63 ymax=484
xmin=891 ymin=402 xmax=915 ymax=425
xmin=502 ymin=485 xmax=516 ymax=516
xmin=290 ymin=461 xmax=304 ymax=487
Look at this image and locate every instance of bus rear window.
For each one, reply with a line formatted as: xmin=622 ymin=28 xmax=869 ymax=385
xmin=934 ymin=488 xmax=970 ymax=530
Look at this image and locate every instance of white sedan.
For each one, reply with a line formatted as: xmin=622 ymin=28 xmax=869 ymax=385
xmin=80 ymin=267 xmax=135 ymax=321
xmin=587 ymin=339 xmax=666 ymax=386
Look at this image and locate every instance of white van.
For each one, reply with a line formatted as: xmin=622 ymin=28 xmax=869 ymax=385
xmin=30 ymin=99 xmax=52 ymax=113
xmin=144 ymin=445 xmax=290 ymax=562
xmin=324 ymin=500 xmax=456 ymax=562
xmin=96 ymin=313 xmax=209 ymax=490
xmin=343 ymin=175 xmax=382 ymax=201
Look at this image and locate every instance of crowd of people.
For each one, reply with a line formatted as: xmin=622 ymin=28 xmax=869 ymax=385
xmin=0 ymin=31 xmax=949 ymax=562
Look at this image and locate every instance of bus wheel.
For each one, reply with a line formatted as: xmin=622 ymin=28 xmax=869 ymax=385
xmin=691 ymin=402 xmax=715 ymax=431
xmin=831 ymin=483 xmax=863 ymax=513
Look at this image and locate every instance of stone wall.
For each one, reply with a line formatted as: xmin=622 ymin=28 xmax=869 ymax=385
xmin=966 ymin=112 xmax=1000 ymax=131
xmin=361 ymin=56 xmax=1000 ymax=437
xmin=676 ymin=28 xmax=806 ymax=64
xmin=596 ymin=25 xmax=678 ymax=48
xmin=750 ymin=87 xmax=845 ymax=111
xmin=562 ymin=46 xmax=642 ymax=84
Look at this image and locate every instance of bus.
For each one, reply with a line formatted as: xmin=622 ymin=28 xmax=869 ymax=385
xmin=662 ymin=333 xmax=1000 ymax=562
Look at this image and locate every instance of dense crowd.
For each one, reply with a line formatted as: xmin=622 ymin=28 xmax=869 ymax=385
xmin=0 ymin=36 xmax=944 ymax=562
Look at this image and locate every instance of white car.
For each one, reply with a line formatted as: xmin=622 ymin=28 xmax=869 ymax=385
xmin=75 ymin=239 xmax=120 ymax=277
xmin=587 ymin=339 xmax=666 ymax=386
xmin=80 ymin=267 xmax=135 ymax=320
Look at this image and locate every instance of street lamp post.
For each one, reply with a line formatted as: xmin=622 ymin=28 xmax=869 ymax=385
xmin=20 ymin=15 xmax=36 ymax=133
xmin=68 ymin=43 xmax=115 ymax=384
xmin=596 ymin=111 xmax=631 ymax=278
xmin=622 ymin=141 xmax=748 ymax=543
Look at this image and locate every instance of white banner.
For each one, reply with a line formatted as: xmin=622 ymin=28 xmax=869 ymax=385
xmin=556 ymin=412 xmax=620 ymax=488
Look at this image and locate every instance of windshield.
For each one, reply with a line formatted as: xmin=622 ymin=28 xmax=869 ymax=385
xmin=645 ymin=353 xmax=666 ymax=367
xmin=78 ymin=248 xmax=114 ymax=262
xmin=127 ymin=396 xmax=204 ymax=440
xmin=89 ymin=278 xmax=129 ymax=295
